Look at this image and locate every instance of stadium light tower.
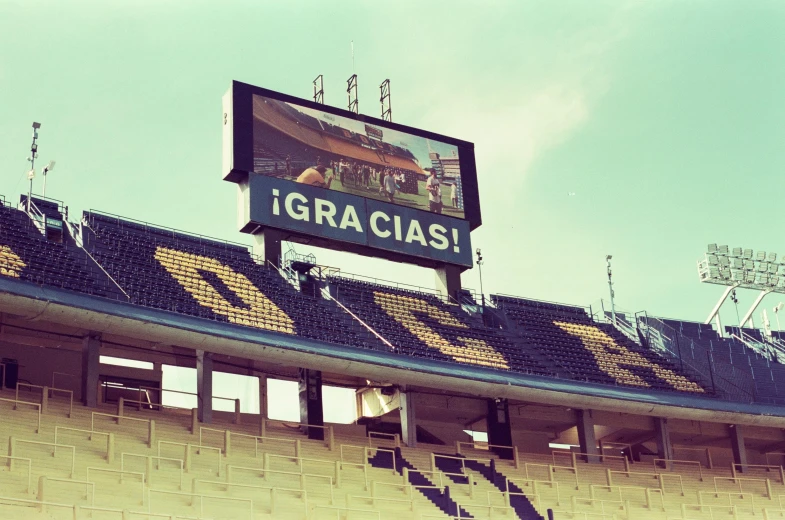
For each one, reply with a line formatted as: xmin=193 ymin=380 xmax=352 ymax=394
xmin=698 ymin=243 xmax=784 ymax=329
xmin=606 ymin=255 xmax=616 ymax=325
xmin=26 ymin=122 xmax=41 ymax=212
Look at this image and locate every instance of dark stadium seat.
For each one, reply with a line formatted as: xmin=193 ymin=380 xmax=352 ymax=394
xmin=0 ymin=201 xmax=110 ymax=296
xmin=491 ymin=295 xmax=706 ymax=394
xmin=82 ymin=211 xmax=372 ymax=349
xmin=326 ymin=276 xmax=553 ymax=376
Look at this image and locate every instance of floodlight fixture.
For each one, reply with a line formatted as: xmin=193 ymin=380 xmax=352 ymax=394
xmin=42 ymin=160 xmax=56 ymax=197
xmin=732 ymin=247 xmax=742 ymax=257
xmin=757 ymin=251 xmax=767 ymax=261
xmin=769 ymin=252 xmax=777 ymax=263
xmin=776 ymin=303 xmax=785 ymax=313
xmin=32 ymin=122 xmax=41 ymax=130
xmin=745 ymin=271 xmax=756 ymax=283
xmin=606 ymin=255 xmax=612 ymax=261
xmin=708 ymin=244 xmax=718 ymax=253
xmin=718 ymin=245 xmax=729 ymax=255
xmin=743 ymin=249 xmax=753 ymax=259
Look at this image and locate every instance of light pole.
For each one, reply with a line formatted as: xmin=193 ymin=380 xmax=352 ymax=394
xmin=606 ymin=255 xmax=616 ymax=325
xmin=775 ymin=303 xmax=784 ymax=331
xmin=476 ymin=248 xmax=484 ymax=309
xmin=27 ymin=122 xmax=41 ymax=212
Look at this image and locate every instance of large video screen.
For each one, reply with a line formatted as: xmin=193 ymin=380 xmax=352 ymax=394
xmin=251 ymin=94 xmax=467 ymax=219
xmin=223 ymin=81 xmax=480 ymax=268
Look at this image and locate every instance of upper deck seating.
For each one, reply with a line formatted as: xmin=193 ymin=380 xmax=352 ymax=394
xmin=0 ymin=202 xmax=109 ymax=296
xmin=83 ymin=212 xmax=370 ymax=349
xmin=327 ymin=276 xmax=552 ymax=376
xmin=492 ymin=295 xmax=706 ymax=394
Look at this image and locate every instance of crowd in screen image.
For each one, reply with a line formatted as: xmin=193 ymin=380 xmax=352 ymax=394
xmin=281 ymin=155 xmax=459 ymax=215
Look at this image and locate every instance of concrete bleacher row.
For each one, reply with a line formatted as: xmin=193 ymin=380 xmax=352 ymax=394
xmin=4 ymin=387 xmax=785 ymax=519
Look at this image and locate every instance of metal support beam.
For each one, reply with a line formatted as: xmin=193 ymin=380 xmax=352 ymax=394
xmin=654 ymin=418 xmax=674 ymax=463
xmin=299 ymin=368 xmax=324 ymax=441
xmin=729 ymin=424 xmax=747 ymax=473
xmin=81 ymin=334 xmax=100 ymax=407
xmin=347 ymin=74 xmax=358 ymax=114
xmin=380 ymin=79 xmax=391 ymax=122
xmin=196 ymin=350 xmax=213 ymax=424
xmin=576 ymin=409 xmax=599 ymax=463
xmin=313 ymin=75 xmax=324 ymax=104
xmin=705 ymin=284 xmax=739 ymax=325
xmin=487 ymin=398 xmax=513 ymax=459
xmin=400 ymin=390 xmax=416 ymax=448
xmin=740 ymin=289 xmax=772 ymax=329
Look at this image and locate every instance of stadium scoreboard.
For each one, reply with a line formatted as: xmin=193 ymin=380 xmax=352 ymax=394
xmin=222 ymin=81 xmax=481 ymax=268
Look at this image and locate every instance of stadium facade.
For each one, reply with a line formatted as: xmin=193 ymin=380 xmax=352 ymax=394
xmin=1 ymin=82 xmax=785 ymax=519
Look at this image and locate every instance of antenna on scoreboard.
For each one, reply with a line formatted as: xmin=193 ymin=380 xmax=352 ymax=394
xmin=347 ymin=74 xmax=358 ymax=114
xmin=380 ymin=79 xmax=391 ymax=122
xmin=313 ymin=75 xmax=324 ymax=104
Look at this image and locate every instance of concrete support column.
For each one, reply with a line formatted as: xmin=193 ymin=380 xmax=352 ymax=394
xmin=434 ymin=264 xmax=462 ymax=302
xmin=81 ymin=334 xmax=101 ymax=407
xmin=196 ymin=351 xmax=213 ymax=424
xmin=400 ymin=390 xmax=417 ymax=448
xmin=730 ymin=424 xmax=747 ymax=473
xmin=299 ymin=369 xmax=324 ymax=441
xmin=487 ymin=398 xmax=513 ymax=460
xmin=576 ymin=409 xmax=599 ymax=463
xmin=654 ymin=418 xmax=674 ymax=467
xmin=252 ymin=228 xmax=283 ymax=268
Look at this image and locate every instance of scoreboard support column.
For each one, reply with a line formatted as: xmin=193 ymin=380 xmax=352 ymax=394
xmin=252 ymin=228 xmax=283 ymax=268
xmin=435 ymin=264 xmax=462 ymax=302
xmin=197 ymin=350 xmax=214 ymax=424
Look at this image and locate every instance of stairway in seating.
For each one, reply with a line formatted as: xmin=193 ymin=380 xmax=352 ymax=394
xmin=367 ymin=447 xmax=472 ymax=518
xmin=434 ymin=453 xmax=543 ymax=520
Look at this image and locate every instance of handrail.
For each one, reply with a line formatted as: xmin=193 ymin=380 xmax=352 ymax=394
xmin=318 ymin=284 xmax=397 ymax=350
xmin=16 ymin=382 xmax=73 ymax=417
xmin=0 ymin=397 xmax=42 ymax=433
xmin=75 ymin=220 xmax=131 ymax=299
xmin=0 ymin=455 xmax=33 ymax=493
xmin=12 ymin=439 xmax=76 ymax=478
xmin=121 ymin=452 xmax=184 ymax=489
xmin=86 ymin=467 xmax=145 ymax=503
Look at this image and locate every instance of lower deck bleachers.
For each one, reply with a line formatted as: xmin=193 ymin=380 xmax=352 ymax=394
xmin=3 ymin=388 xmax=785 ymax=519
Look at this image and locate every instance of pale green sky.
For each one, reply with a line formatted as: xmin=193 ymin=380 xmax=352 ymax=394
xmin=2 ymin=0 xmax=785 ymax=326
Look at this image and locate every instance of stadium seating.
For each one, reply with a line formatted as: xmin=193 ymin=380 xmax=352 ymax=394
xmin=0 ymin=201 xmax=111 ymax=297
xmin=83 ymin=212 xmax=373 ymax=349
xmin=3 ymin=386 xmax=785 ymax=519
xmin=327 ymin=276 xmax=553 ymax=376
xmin=656 ymin=318 xmax=785 ymax=405
xmin=491 ymin=296 xmax=706 ymax=394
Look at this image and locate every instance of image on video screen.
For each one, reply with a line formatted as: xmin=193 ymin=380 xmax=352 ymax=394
xmin=252 ymin=94 xmax=465 ymax=219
